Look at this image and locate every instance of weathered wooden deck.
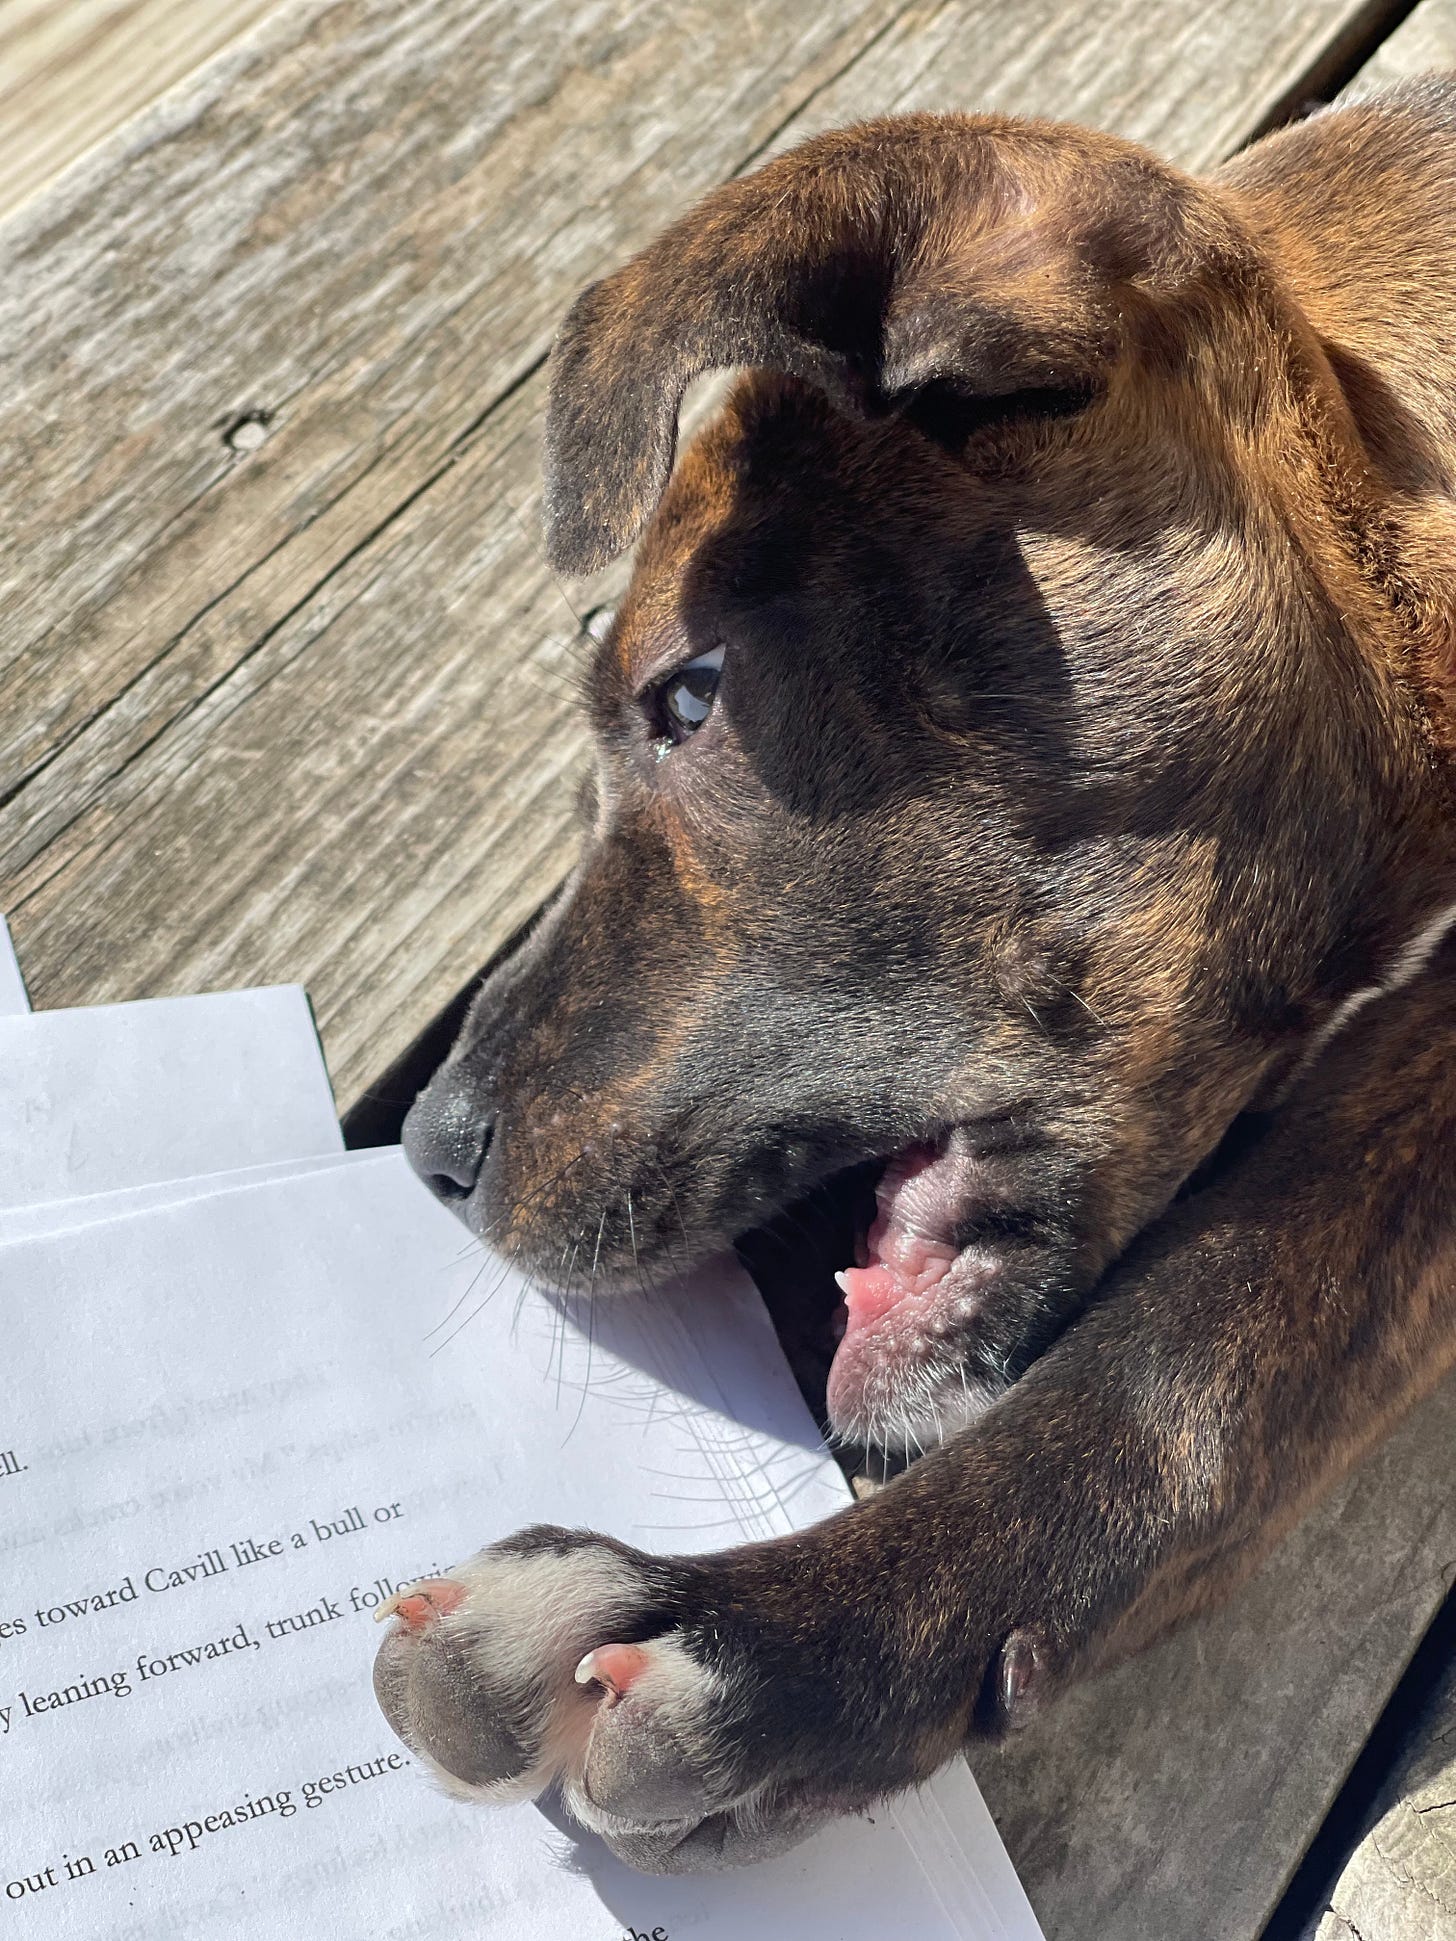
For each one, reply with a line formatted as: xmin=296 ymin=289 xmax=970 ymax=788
xmin=3 ymin=3 xmax=1456 ymax=1936
xmin=0 ymin=0 xmax=279 ymax=219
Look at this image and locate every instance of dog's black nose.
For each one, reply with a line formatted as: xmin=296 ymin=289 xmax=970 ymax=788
xmin=402 ymin=1079 xmax=493 ymax=1210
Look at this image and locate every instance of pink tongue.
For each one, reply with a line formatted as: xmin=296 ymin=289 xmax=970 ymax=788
xmin=836 ymin=1146 xmax=964 ymax=1331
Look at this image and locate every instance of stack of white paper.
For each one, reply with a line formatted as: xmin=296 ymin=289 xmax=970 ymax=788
xmin=0 ymin=917 xmax=1042 ymax=1940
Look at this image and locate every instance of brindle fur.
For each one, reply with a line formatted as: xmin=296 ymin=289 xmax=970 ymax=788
xmin=387 ymin=83 xmax=1456 ymax=1862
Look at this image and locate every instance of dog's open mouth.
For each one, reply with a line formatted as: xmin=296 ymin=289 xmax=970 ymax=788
xmin=836 ymin=1142 xmax=986 ymax=1325
xmin=823 ymin=1136 xmax=1005 ymax=1437
xmin=738 ymin=1129 xmax=1012 ymax=1452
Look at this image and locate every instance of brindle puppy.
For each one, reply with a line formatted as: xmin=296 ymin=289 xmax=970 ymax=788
xmin=374 ymin=83 xmax=1456 ymax=1869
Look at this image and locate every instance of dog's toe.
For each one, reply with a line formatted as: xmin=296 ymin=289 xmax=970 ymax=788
xmin=568 ymin=1631 xmax=837 ymax=1871
xmin=372 ymin=1529 xmax=830 ymax=1871
xmin=372 ymin=1532 xmax=654 ymax=1798
xmin=373 ymin=1600 xmax=535 ymax=1791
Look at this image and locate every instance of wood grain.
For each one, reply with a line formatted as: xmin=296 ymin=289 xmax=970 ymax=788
xmin=0 ymin=0 xmax=281 ymax=218
xmin=761 ymin=0 xmax=1407 ymax=158
xmin=1301 ymin=1647 xmax=1456 ymax=1940
xmin=1 ymin=0 xmax=915 ymax=1107
xmin=3 ymin=8 xmax=1452 ymax=1935
xmin=1295 ymin=1462 xmax=1456 ymax=1931
xmin=0 ymin=0 xmax=1402 ymax=1107
xmin=1347 ymin=0 xmax=1456 ymax=87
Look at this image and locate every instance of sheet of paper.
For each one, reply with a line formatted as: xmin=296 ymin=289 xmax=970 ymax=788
xmin=0 ymin=915 xmax=30 ymax=1014
xmin=0 ymin=1153 xmax=1041 ymax=1940
xmin=0 ymin=987 xmax=341 ymax=1210
xmin=0 ymin=1152 xmax=377 ymax=1246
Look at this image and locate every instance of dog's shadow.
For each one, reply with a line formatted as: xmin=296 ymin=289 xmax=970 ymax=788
xmin=529 ymin=1785 xmax=936 ymax=1936
xmin=529 ymin=1792 xmax=739 ymax=1936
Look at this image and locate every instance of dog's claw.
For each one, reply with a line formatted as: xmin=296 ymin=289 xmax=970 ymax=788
xmin=371 ymin=1535 xmax=853 ymax=1869
xmin=374 ymin=1576 xmax=468 ymax=1629
xmin=575 ymin=1641 xmax=652 ymax=1701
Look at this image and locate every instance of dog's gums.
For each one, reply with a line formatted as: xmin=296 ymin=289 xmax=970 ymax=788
xmin=829 ymin=1141 xmax=1007 ymax=1441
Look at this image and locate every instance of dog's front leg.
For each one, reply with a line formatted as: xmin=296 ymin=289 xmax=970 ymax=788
xmin=374 ymin=955 xmax=1456 ymax=1871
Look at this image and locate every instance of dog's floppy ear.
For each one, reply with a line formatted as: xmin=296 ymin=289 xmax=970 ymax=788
xmin=544 ymin=113 xmax=1244 ymax=573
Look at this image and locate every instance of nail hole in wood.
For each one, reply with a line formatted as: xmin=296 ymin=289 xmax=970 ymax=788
xmin=222 ymin=409 xmax=272 ymax=453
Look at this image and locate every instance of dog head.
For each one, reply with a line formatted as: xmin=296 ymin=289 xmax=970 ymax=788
xmin=406 ymin=115 xmax=1441 ymax=1450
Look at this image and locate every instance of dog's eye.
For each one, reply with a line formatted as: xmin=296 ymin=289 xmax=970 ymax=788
xmin=651 ymin=646 xmax=724 ymax=751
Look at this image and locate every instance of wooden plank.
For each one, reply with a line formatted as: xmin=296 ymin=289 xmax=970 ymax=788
xmin=0 ymin=0 xmax=1395 ymax=1109
xmin=761 ymin=0 xmax=1409 ymax=159
xmin=1301 ymin=1653 xmax=1456 ymax=1939
xmin=0 ymin=0 xmax=918 ymax=1109
xmin=3 ymin=12 xmax=1450 ymax=1936
xmin=0 ymin=0 xmax=281 ymax=218
xmin=1347 ymin=0 xmax=1456 ymax=85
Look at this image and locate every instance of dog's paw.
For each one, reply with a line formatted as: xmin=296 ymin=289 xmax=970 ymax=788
xmin=372 ymin=1527 xmax=833 ymax=1872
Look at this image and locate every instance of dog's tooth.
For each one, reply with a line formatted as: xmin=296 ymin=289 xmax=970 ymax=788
xmin=834 ymin=1270 xmax=852 ymax=1297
